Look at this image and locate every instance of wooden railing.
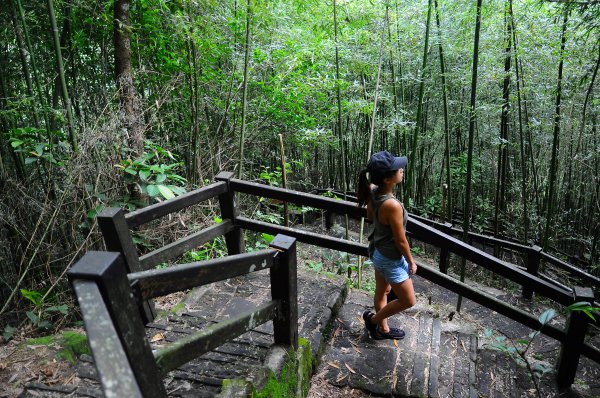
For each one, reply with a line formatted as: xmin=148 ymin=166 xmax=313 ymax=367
xmin=69 ymin=171 xmax=597 ymax=395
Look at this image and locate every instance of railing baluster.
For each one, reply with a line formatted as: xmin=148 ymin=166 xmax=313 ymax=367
xmin=68 ymin=252 xmax=166 ymax=398
xmin=523 ymin=245 xmax=542 ymax=300
xmin=97 ymin=207 xmax=156 ymax=322
xmin=269 ymin=235 xmax=298 ymax=349
xmin=216 ymin=171 xmax=245 ymax=255
xmin=556 ymin=286 xmax=595 ymax=389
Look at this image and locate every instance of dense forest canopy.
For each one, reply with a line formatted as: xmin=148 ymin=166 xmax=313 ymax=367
xmin=0 ymin=0 xmax=598 ymax=329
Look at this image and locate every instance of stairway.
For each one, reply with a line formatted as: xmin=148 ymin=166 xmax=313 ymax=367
xmin=312 ymin=288 xmax=581 ymax=398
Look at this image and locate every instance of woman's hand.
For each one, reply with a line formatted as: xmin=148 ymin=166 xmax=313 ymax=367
xmin=409 ymin=261 xmax=417 ymax=275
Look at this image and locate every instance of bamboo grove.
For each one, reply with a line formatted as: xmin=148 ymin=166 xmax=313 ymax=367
xmin=0 ymin=0 xmax=598 ymax=321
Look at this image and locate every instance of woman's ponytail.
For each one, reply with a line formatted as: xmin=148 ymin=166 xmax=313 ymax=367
xmin=357 ymin=169 xmax=370 ymax=207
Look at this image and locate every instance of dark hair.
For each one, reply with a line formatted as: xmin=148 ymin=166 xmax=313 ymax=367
xmin=357 ymin=168 xmax=397 ymax=207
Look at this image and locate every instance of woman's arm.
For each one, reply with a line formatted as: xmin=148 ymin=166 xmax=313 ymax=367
xmin=385 ymin=202 xmax=417 ymax=274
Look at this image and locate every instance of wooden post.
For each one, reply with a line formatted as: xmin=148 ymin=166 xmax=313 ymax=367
xmin=556 ymin=286 xmax=595 ymax=389
xmin=269 ymin=234 xmax=298 ymax=349
xmin=97 ymin=207 xmax=155 ymax=322
xmin=439 ymin=247 xmax=449 ymax=274
xmin=67 ymin=251 xmax=166 ymax=398
xmin=325 ymin=210 xmax=333 ymax=229
xmin=523 ymin=245 xmax=542 ymax=299
xmin=215 ymin=171 xmax=245 ymax=255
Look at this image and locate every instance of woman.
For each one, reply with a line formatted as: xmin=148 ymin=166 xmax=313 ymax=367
xmin=357 ymin=151 xmax=417 ymax=340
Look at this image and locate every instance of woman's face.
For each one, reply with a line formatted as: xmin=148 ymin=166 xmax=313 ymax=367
xmin=395 ymin=168 xmax=405 ymax=183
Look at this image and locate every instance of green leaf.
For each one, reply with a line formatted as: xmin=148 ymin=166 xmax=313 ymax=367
xmin=483 ymin=328 xmax=493 ymax=337
xmin=516 ymin=339 xmax=529 ymax=345
xmin=538 ymin=309 xmax=556 ymax=325
xmin=47 ymin=305 xmax=68 ymax=315
xmin=3 ymin=325 xmax=15 ymax=341
xmin=20 ymin=289 xmax=43 ymax=307
xmin=124 ymin=167 xmax=137 ymax=175
xmin=157 ymin=184 xmax=175 ymax=200
xmin=156 ymin=173 xmax=167 ymax=183
xmin=24 ymin=157 xmax=38 ymax=165
xmin=11 ymin=139 xmax=24 ymax=148
xmin=261 ymin=233 xmax=275 ymax=243
xmin=34 ymin=143 xmax=46 ymax=156
xmin=26 ymin=311 xmax=39 ymax=325
xmin=214 ymin=216 xmax=222 ymax=223
xmin=139 ymin=169 xmax=151 ymax=181
xmin=146 ymin=184 xmax=160 ymax=197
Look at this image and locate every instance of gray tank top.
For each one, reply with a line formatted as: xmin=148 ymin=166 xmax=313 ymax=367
xmin=368 ymin=189 xmax=408 ymax=260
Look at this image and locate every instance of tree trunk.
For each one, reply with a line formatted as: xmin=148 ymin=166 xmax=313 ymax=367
xmin=10 ymin=1 xmax=40 ymax=129
xmin=509 ymin=0 xmax=529 ymax=242
xmin=494 ymin=1 xmax=512 ymax=239
xmin=48 ymin=0 xmax=77 ymax=151
xmin=457 ymin=0 xmax=483 ymax=312
xmin=237 ymin=0 xmax=251 ymax=179
xmin=434 ymin=0 xmax=452 ymax=222
xmin=542 ymin=9 xmax=569 ymax=251
xmin=114 ymin=0 xmax=142 ymax=157
xmin=407 ymin=0 xmax=432 ymax=204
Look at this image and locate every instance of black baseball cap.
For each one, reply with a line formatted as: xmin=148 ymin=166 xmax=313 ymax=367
xmin=367 ymin=151 xmax=408 ymax=173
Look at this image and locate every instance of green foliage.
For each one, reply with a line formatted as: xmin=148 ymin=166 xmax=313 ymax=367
xmin=26 ymin=331 xmax=91 ymax=364
xmin=483 ymin=308 xmax=557 ymax=397
xmin=116 ymin=141 xmax=187 ymax=202
xmin=7 ymin=127 xmax=70 ymax=167
xmin=20 ymin=289 xmax=68 ymax=332
xmin=251 ymin=337 xmax=312 ymax=398
xmin=183 ymin=237 xmax=227 ymax=262
xmin=3 ymin=325 xmax=16 ymax=342
xmin=566 ymin=301 xmax=600 ymax=321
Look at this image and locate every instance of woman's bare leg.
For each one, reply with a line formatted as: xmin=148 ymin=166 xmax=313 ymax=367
xmin=370 ymin=277 xmax=416 ymax=327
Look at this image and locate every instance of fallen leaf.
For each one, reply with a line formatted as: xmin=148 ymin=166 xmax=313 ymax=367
xmin=327 ymin=361 xmax=340 ymax=369
xmin=335 ymin=374 xmax=347 ymax=383
xmin=358 ymin=316 xmax=364 ymax=325
xmin=393 ymin=339 xmax=398 ymax=347
xmin=150 ymin=333 xmax=164 ymax=342
xmin=345 ymin=363 xmax=356 ymax=374
xmin=352 ymin=346 xmax=362 ymax=354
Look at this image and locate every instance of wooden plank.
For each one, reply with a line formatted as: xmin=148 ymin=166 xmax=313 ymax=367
xmin=130 ymin=249 xmax=276 ymax=300
xmin=236 ymin=216 xmax=368 ymax=257
xmin=417 ymin=262 xmax=567 ymax=343
xmin=427 ymin=318 xmax=442 ymax=396
xmin=139 ymin=221 xmax=234 ymax=268
xmin=125 ymin=181 xmax=227 ymax=228
xmin=68 ymin=252 xmax=165 ymax=397
xmin=71 ymin=280 xmax=144 ymax=398
xmin=408 ymin=218 xmax=573 ymax=306
xmin=154 ymin=300 xmax=279 ymax=375
xmin=230 ymin=179 xmax=366 ymax=219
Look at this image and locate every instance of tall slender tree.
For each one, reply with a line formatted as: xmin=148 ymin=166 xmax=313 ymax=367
xmin=457 ymin=0 xmax=483 ymax=312
xmin=543 ymin=8 xmax=569 ymax=251
xmin=48 ymin=0 xmax=77 ymax=151
xmin=237 ymin=0 xmax=251 ymax=179
xmin=493 ymin=0 xmax=512 ymax=239
xmin=434 ymin=0 xmax=452 ymax=222
xmin=407 ymin=0 xmax=433 ymax=204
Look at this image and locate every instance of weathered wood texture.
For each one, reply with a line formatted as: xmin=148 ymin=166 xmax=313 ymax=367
xmin=269 ymin=234 xmax=298 ymax=348
xmin=67 ymin=252 xmax=166 ymax=397
xmin=139 ymin=220 xmax=234 ymax=268
xmin=125 ymin=181 xmax=227 ymax=228
xmin=71 ymin=280 xmax=143 ymax=398
xmin=130 ymin=249 xmax=276 ymax=300
xmin=154 ymin=301 xmax=279 ymax=375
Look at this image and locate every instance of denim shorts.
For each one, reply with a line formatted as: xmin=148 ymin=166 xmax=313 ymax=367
xmin=371 ymin=249 xmax=410 ymax=284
